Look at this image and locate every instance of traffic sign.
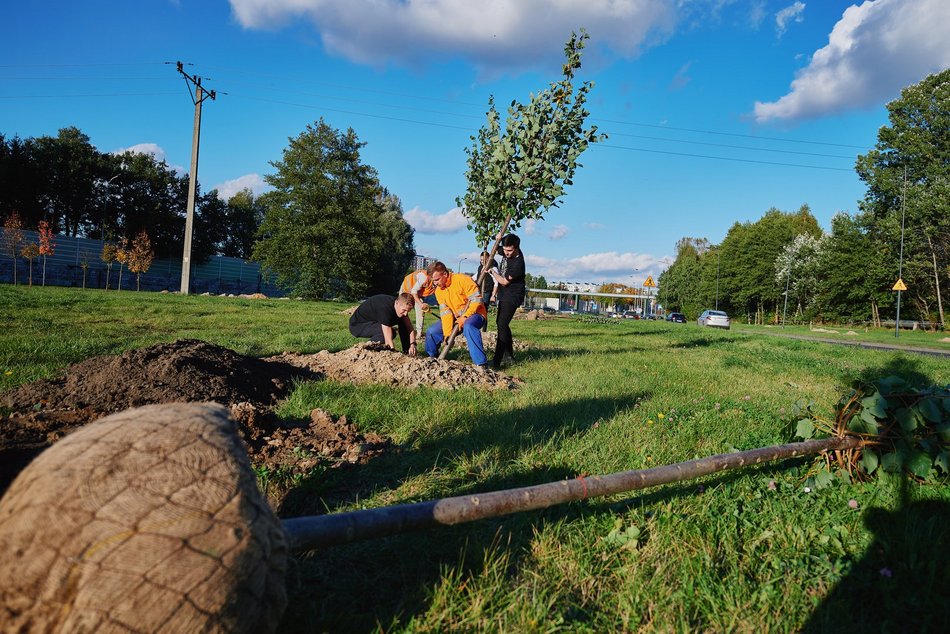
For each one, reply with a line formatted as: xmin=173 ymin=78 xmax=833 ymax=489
xmin=892 ymin=279 xmax=907 ymax=291
xmin=643 ymin=275 xmax=656 ymax=288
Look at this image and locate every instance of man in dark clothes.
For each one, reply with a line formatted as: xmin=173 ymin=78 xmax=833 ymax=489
xmin=488 ymin=234 xmax=526 ymax=369
xmin=349 ymin=293 xmax=417 ymax=355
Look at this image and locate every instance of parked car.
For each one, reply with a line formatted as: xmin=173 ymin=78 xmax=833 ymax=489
xmin=697 ymin=309 xmax=730 ymax=329
xmin=666 ymin=312 xmax=686 ymax=323
xmin=622 ymin=311 xmax=640 ymax=319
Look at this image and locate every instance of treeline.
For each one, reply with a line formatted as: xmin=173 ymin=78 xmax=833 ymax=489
xmin=0 ymin=127 xmax=262 ymax=262
xmin=659 ymin=70 xmax=949 ymax=327
xmin=1 ymin=119 xmax=416 ymax=299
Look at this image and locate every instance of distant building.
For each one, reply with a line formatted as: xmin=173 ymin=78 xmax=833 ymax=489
xmin=412 ymin=254 xmax=436 ymax=270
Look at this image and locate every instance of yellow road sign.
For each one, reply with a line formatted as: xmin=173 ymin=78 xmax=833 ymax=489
xmin=892 ymin=279 xmax=907 ymax=291
xmin=643 ymin=275 xmax=656 ymax=288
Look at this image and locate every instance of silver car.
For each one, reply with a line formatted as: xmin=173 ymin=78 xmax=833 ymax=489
xmin=698 ymin=309 xmax=730 ymax=329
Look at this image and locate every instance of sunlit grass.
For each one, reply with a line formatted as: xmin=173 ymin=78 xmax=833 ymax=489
xmin=2 ymin=285 xmax=948 ymax=632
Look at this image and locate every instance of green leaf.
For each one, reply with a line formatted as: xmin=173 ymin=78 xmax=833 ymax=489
xmin=936 ymin=421 xmax=950 ymax=443
xmin=918 ymin=398 xmax=943 ymax=423
xmin=896 ymin=407 xmax=918 ymax=432
xmin=906 ymin=451 xmax=933 ymax=479
xmin=849 ymin=409 xmax=878 ymax=435
xmin=860 ymin=393 xmax=888 ymax=418
xmin=935 ymin=450 xmax=950 ymax=474
xmin=860 ymin=450 xmax=879 ymax=475
xmin=814 ymin=470 xmax=835 ymax=489
xmin=874 ymin=375 xmax=908 ymax=395
xmin=795 ymin=419 xmax=814 ymax=440
xmin=881 ymin=452 xmax=903 ymax=473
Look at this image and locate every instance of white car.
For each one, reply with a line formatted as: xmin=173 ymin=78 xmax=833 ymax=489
xmin=697 ymin=309 xmax=730 ymax=329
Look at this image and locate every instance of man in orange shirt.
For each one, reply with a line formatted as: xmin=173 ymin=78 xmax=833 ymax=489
xmin=424 ymin=261 xmax=488 ymax=368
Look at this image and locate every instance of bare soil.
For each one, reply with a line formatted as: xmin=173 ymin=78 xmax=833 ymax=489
xmin=269 ymin=342 xmax=522 ymax=390
xmin=0 ymin=339 xmax=519 ymax=496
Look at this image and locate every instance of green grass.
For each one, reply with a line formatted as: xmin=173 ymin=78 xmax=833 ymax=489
xmin=3 ymin=285 xmax=949 ymax=632
xmin=733 ymin=321 xmax=950 ymax=350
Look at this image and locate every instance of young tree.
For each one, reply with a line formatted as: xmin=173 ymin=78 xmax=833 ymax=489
xmin=101 ymin=243 xmax=117 ymax=290
xmin=38 ymin=220 xmax=56 ymax=286
xmin=79 ymin=251 xmax=91 ymax=289
xmin=253 ymin=119 xmax=414 ymax=299
xmin=20 ymin=242 xmax=39 ymax=286
xmin=127 ymin=230 xmax=154 ymax=291
xmin=115 ymin=237 xmax=129 ymax=291
xmin=448 ymin=30 xmax=603 ymax=355
xmin=2 ymin=212 xmax=25 ymax=285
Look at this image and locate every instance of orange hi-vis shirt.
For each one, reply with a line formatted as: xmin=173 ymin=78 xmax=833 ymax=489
xmin=400 ymin=270 xmax=435 ymax=297
xmin=434 ymin=272 xmax=487 ymax=337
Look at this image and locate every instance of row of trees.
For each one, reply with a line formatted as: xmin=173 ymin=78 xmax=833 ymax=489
xmin=0 ymin=127 xmax=263 ymax=262
xmin=659 ymin=70 xmax=949 ymax=326
xmin=1 ymin=120 xmax=417 ymax=299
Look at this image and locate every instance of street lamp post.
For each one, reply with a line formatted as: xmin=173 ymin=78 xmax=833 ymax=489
xmin=782 ymin=266 xmax=791 ymax=327
xmin=457 ymin=257 xmax=468 ymax=273
xmin=895 ymin=167 xmax=907 ymax=338
xmin=101 ymin=173 xmax=120 ymax=239
xmin=715 ymin=249 xmax=720 ymax=311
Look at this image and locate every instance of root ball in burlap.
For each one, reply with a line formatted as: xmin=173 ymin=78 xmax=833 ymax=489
xmin=0 ymin=402 xmax=287 ymax=633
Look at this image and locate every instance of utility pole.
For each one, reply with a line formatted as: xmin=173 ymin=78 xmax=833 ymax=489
xmin=895 ymin=166 xmax=907 ymax=338
xmin=174 ymin=61 xmax=216 ymax=295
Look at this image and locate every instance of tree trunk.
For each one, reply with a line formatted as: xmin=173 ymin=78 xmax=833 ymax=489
xmin=105 ymin=264 xmax=111 ymax=290
xmin=118 ymin=264 xmax=123 ymax=291
xmin=27 ymin=258 xmax=32 ymax=287
xmin=925 ymin=233 xmax=945 ymax=327
xmin=42 ymin=256 xmax=46 ymax=287
xmin=438 ymin=212 xmax=514 ymax=360
xmin=283 ymin=436 xmax=862 ymax=551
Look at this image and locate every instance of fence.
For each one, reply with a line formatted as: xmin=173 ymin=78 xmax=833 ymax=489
xmin=0 ymin=230 xmax=285 ymax=295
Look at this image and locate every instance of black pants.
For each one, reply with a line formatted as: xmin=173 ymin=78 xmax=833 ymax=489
xmin=493 ymin=300 xmax=518 ymax=367
xmin=349 ymin=320 xmax=410 ymax=352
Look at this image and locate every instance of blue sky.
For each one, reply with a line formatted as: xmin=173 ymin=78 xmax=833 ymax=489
xmin=3 ymin=0 xmax=948 ymax=285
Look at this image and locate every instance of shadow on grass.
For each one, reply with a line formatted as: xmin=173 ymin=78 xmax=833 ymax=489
xmin=856 ymin=355 xmax=938 ymax=388
xmin=277 ymin=392 xmax=647 ymax=518
xmin=802 ymin=477 xmax=950 ymax=634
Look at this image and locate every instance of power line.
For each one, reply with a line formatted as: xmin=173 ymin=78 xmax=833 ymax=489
xmin=596 ymin=143 xmax=854 ymax=172
xmin=595 ymin=117 xmax=868 ymax=150
xmin=0 ymin=92 xmax=179 ymax=98
xmin=604 ymin=131 xmax=857 ymax=159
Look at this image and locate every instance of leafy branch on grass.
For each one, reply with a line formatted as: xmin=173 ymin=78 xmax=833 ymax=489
xmin=794 ymin=376 xmax=950 ymax=484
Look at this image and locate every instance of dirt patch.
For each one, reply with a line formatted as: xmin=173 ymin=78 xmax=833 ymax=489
xmin=455 ymin=330 xmax=529 ymax=353
xmin=514 ymin=309 xmax=550 ymax=320
xmin=270 ymin=342 xmax=521 ymax=391
xmin=0 ymin=340 xmax=318 ymax=493
xmin=340 ymin=306 xmax=358 ymax=316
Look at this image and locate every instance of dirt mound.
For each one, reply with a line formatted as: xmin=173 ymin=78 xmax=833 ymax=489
xmin=514 ymin=309 xmax=549 ymax=320
xmin=340 ymin=306 xmax=358 ymax=315
xmin=0 ymin=340 xmax=318 ymax=492
xmin=270 ymin=342 xmax=521 ymax=390
xmin=455 ymin=330 xmax=529 ymax=353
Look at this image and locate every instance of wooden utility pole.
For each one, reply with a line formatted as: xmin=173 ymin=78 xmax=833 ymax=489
xmin=175 ymin=61 xmax=216 ymax=295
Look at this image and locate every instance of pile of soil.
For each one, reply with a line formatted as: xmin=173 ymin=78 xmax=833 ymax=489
xmin=0 ymin=340 xmax=321 ymax=493
xmin=514 ymin=309 xmax=549 ymax=321
xmin=455 ymin=330 xmax=529 ymax=353
xmin=270 ymin=342 xmax=522 ymax=390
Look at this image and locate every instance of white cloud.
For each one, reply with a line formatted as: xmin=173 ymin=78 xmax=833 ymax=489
xmin=114 ymin=143 xmax=167 ymax=162
xmin=213 ymin=173 xmax=267 ymax=200
xmin=521 ymin=218 xmax=539 ymax=236
xmin=525 ymin=250 xmax=667 ymax=283
xmin=584 ymin=222 xmax=607 ymax=230
xmin=668 ymin=61 xmax=693 ymax=91
xmin=775 ymin=1 xmax=805 ymax=38
xmin=229 ymin=0 xmax=678 ymax=74
xmin=405 ymin=206 xmax=468 ymax=234
xmin=548 ymin=224 xmax=569 ymax=241
xmin=754 ymin=0 xmax=950 ymax=122
xmin=113 ymin=143 xmax=186 ymax=174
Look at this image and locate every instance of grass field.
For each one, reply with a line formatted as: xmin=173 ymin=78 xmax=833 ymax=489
xmin=2 ymin=285 xmax=949 ymax=632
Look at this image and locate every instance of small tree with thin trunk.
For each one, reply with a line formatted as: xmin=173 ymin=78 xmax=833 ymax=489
xmin=127 ymin=230 xmax=154 ymax=291
xmin=442 ymin=30 xmax=603 ymax=357
xmin=79 ymin=251 xmax=91 ymax=289
xmin=115 ymin=237 xmax=129 ymax=291
xmin=20 ymin=243 xmax=39 ymax=286
xmin=38 ymin=220 xmax=56 ymax=287
xmin=2 ymin=212 xmax=25 ymax=285
xmin=101 ymin=243 xmax=118 ymax=290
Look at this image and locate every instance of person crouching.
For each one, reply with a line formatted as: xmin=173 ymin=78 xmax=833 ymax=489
xmin=349 ymin=293 xmax=417 ymax=355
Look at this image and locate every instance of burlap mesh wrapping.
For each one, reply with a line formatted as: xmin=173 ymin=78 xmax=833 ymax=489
xmin=0 ymin=403 xmax=287 ymax=633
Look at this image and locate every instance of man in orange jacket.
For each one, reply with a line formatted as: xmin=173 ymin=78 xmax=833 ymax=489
xmin=424 ymin=261 xmax=488 ymax=368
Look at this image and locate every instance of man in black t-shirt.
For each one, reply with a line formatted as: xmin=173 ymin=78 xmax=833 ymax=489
xmin=349 ymin=293 xmax=417 ymax=355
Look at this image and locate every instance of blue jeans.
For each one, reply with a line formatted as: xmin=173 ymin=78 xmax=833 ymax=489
xmin=425 ymin=313 xmax=487 ymax=365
